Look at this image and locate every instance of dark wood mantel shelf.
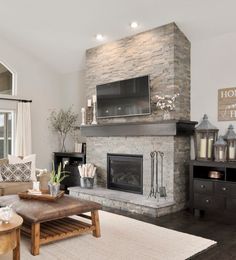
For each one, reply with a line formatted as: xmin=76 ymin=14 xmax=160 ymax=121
xmin=80 ymin=120 xmax=197 ymax=137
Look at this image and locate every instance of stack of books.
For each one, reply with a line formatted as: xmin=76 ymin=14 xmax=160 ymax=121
xmin=27 ymin=189 xmax=42 ymax=195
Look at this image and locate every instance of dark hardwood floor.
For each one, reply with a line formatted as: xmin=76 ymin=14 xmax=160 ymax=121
xmin=104 ymin=207 xmax=236 ymax=260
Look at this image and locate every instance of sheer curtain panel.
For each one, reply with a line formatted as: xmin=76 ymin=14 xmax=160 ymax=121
xmin=15 ymin=102 xmax=32 ymax=156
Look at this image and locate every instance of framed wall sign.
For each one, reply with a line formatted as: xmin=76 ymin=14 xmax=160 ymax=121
xmin=218 ymin=87 xmax=236 ymax=121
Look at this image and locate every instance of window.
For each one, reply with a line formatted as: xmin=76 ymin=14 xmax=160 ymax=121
xmin=0 ymin=112 xmax=13 ymax=158
xmin=0 ymin=63 xmax=13 ymax=95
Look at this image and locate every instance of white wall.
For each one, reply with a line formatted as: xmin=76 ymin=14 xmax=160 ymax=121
xmin=0 ymin=37 xmax=63 ymax=169
xmin=191 ymin=32 xmax=236 ymax=135
xmin=61 ymin=70 xmax=86 ymax=151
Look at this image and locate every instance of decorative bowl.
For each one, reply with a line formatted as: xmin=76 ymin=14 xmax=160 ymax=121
xmin=208 ymin=171 xmax=223 ymax=179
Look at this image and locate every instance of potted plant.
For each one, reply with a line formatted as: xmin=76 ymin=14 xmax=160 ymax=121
xmin=48 ymin=107 xmax=78 ymax=152
xmin=48 ymin=162 xmax=69 ymax=196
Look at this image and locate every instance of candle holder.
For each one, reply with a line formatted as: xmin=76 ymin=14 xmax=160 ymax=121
xmin=86 ymin=106 xmax=92 ymax=124
xmin=194 ymin=114 xmax=218 ymax=160
xmin=92 ymin=102 xmax=97 ymax=125
xmin=214 ymin=136 xmax=227 ymax=162
xmin=81 ymin=107 xmax=86 ymax=126
xmin=223 ymin=124 xmax=236 ymax=161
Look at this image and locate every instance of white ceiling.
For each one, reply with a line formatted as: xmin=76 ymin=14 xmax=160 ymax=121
xmin=0 ymin=0 xmax=235 ymax=74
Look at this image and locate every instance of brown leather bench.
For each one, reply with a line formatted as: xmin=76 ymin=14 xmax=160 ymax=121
xmin=0 ymin=195 xmax=102 ymax=256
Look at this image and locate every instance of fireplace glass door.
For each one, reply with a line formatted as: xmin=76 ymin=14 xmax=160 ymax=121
xmin=107 ymin=154 xmax=143 ymax=194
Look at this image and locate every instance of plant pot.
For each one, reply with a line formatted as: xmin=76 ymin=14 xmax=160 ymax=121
xmin=48 ymin=182 xmax=60 ymax=196
xmin=80 ymin=177 xmax=94 ymax=189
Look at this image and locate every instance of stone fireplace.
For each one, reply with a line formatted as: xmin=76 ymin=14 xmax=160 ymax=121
xmin=107 ymin=153 xmax=143 ymax=194
xmin=69 ymin=23 xmax=195 ymax=217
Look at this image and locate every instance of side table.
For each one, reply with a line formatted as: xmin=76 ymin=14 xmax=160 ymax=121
xmin=0 ymin=213 xmax=23 ymax=260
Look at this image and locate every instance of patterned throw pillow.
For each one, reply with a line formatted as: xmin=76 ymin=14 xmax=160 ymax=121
xmin=0 ymin=162 xmax=32 ymax=182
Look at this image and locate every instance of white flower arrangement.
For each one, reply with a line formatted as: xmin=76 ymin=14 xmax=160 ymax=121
xmin=155 ymin=93 xmax=179 ymax=112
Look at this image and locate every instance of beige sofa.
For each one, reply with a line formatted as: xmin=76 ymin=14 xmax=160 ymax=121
xmin=0 ymin=158 xmax=50 ymax=196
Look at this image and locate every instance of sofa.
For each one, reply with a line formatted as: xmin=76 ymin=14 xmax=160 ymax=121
xmin=0 ymin=158 xmax=50 ymax=196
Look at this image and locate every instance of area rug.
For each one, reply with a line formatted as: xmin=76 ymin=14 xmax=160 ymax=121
xmin=2 ymin=210 xmax=216 ymax=260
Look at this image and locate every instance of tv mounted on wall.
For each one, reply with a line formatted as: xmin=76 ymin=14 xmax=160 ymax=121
xmin=96 ymin=75 xmax=150 ymax=118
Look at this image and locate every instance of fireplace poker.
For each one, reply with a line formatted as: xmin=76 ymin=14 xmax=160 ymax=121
xmin=154 ymin=151 xmax=159 ymax=198
xmin=148 ymin=151 xmax=156 ymax=198
xmin=159 ymin=151 xmax=167 ymax=198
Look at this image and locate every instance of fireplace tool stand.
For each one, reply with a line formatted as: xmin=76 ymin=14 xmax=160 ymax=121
xmin=148 ymin=151 xmax=166 ymax=199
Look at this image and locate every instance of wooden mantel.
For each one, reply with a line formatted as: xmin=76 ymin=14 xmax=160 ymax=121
xmin=80 ymin=120 xmax=197 ymax=137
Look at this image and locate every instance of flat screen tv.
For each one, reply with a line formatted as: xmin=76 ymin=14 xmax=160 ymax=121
xmin=96 ymin=75 xmax=150 ymax=118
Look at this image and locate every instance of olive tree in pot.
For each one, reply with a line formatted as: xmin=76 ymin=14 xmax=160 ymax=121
xmin=48 ymin=107 xmax=78 ymax=152
xmin=48 ymin=162 xmax=68 ymax=196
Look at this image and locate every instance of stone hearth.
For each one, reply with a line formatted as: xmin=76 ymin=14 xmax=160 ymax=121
xmin=69 ymin=187 xmax=175 ymax=217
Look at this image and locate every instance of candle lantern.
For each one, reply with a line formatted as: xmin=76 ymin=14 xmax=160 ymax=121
xmin=223 ymin=124 xmax=236 ymax=161
xmin=214 ymin=136 xmax=227 ymax=162
xmin=194 ymin=114 xmax=218 ymax=160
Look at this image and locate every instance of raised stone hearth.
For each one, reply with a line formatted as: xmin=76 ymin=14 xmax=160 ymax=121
xmin=69 ymin=187 xmax=175 ymax=217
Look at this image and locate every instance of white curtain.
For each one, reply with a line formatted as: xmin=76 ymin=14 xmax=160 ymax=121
xmin=15 ymin=102 xmax=32 ymax=156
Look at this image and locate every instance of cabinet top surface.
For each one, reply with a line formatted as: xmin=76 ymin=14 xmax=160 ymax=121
xmin=190 ymin=160 xmax=236 ymax=167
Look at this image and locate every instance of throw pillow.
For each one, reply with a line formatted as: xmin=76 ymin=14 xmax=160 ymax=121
xmin=0 ymin=162 xmax=32 ymax=182
xmin=0 ymin=159 xmax=8 ymax=182
xmin=8 ymin=154 xmax=36 ymax=181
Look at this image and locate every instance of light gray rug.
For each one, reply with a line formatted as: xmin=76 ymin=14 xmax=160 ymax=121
xmin=2 ymin=211 xmax=216 ymax=260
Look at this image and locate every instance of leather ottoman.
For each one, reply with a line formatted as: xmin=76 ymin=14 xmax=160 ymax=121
xmin=0 ymin=195 xmax=102 ymax=256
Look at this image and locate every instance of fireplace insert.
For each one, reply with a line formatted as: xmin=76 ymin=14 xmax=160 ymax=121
xmin=107 ymin=153 xmax=143 ymax=194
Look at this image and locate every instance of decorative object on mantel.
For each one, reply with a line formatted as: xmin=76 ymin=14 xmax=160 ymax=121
xmin=48 ymin=107 xmax=78 ymax=152
xmin=155 ymin=93 xmax=179 ymax=120
xmin=148 ymin=151 xmax=166 ymax=199
xmin=86 ymin=99 xmax=93 ymax=124
xmin=81 ymin=107 xmax=86 ymax=126
xmin=214 ymin=136 xmax=227 ymax=162
xmin=223 ymin=124 xmax=236 ymax=161
xmin=92 ymin=95 xmax=98 ymax=125
xmin=78 ymin=163 xmax=96 ymax=189
xmin=194 ymin=114 xmax=218 ymax=161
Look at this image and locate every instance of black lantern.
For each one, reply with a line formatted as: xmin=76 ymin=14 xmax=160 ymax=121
xmin=214 ymin=136 xmax=227 ymax=162
xmin=223 ymin=124 xmax=236 ymax=161
xmin=194 ymin=114 xmax=218 ymax=160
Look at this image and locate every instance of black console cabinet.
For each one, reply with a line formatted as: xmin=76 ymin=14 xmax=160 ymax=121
xmin=54 ymin=152 xmax=86 ymax=193
xmin=190 ymin=160 xmax=236 ymax=215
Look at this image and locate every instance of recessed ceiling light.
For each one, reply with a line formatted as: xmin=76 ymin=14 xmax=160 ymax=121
xmin=130 ymin=21 xmax=138 ymax=29
xmin=96 ymin=34 xmax=104 ymax=41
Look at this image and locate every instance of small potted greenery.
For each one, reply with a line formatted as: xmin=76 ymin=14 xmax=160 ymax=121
xmin=48 ymin=162 xmax=68 ymax=196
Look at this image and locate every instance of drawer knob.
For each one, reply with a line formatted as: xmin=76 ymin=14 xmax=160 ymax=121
xmin=222 ymin=187 xmax=227 ymax=191
xmin=206 ymin=199 xmax=209 ymax=203
xmin=200 ymin=185 xmax=205 ymax=188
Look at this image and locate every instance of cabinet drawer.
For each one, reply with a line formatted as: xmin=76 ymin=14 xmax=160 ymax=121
xmin=215 ymin=182 xmax=236 ymax=198
xmin=226 ymin=199 xmax=236 ymax=211
xmin=194 ymin=180 xmax=213 ymax=194
xmin=194 ymin=194 xmax=225 ymax=210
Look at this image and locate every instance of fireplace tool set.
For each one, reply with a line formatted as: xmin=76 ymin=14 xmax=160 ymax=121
xmin=148 ymin=151 xmax=167 ymax=199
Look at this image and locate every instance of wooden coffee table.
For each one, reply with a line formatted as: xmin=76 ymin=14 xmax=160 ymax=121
xmin=0 ymin=213 xmax=23 ymax=260
xmin=0 ymin=195 xmax=102 ymax=256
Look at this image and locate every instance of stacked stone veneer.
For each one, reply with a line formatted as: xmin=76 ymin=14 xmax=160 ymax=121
xmin=84 ymin=23 xmax=191 ymax=214
xmin=87 ymin=136 xmax=174 ymax=198
xmin=86 ymin=22 xmax=190 ymax=123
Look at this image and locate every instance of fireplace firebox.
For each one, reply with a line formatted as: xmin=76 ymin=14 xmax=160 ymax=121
xmin=107 ymin=154 xmax=143 ymax=194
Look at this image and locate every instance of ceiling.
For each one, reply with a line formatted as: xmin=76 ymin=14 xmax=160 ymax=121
xmin=0 ymin=0 xmax=235 ymax=74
